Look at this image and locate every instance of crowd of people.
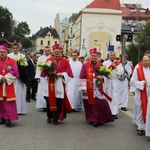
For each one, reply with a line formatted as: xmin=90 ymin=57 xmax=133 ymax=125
xmin=0 ymin=43 xmax=150 ymax=138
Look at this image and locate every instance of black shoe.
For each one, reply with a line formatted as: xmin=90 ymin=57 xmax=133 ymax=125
xmin=137 ymin=129 xmax=145 ymax=136
xmin=32 ymin=98 xmax=36 ymax=101
xmin=113 ymin=115 xmax=118 ymax=119
xmin=26 ymin=99 xmax=30 ymax=103
xmin=5 ymin=120 xmax=11 ymax=127
xmin=53 ymin=120 xmax=58 ymax=125
xmin=121 ymin=107 xmax=127 ymax=111
xmin=0 ymin=118 xmax=5 ymax=124
xmin=47 ymin=118 xmax=51 ymax=123
xmin=43 ymin=108 xmax=47 ymax=112
xmin=92 ymin=122 xmax=98 ymax=127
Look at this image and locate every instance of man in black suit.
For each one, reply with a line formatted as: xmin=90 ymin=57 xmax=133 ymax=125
xmin=26 ymin=52 xmax=37 ymax=102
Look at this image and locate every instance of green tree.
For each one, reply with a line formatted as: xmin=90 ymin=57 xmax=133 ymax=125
xmin=126 ymin=21 xmax=150 ymax=66
xmin=138 ymin=21 xmax=150 ymax=51
xmin=14 ymin=21 xmax=31 ymax=38
xmin=20 ymin=37 xmax=32 ymax=49
xmin=9 ymin=34 xmax=21 ymax=43
xmin=0 ymin=5 xmax=13 ymax=38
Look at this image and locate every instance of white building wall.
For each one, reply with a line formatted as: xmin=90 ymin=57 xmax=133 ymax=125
xmin=78 ymin=8 xmax=122 ymax=59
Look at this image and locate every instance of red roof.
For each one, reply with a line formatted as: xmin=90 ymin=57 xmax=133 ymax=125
xmin=85 ymin=0 xmax=121 ymax=10
xmin=122 ymin=4 xmax=150 ymax=19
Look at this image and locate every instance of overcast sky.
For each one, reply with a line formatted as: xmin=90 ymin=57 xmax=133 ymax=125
xmin=0 ymin=0 xmax=149 ymax=35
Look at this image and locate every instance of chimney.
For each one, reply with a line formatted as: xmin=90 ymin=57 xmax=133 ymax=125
xmin=40 ymin=26 xmax=42 ymax=30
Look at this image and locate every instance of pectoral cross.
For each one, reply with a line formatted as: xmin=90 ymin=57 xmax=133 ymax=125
xmin=49 ymin=83 xmax=54 ymax=91
xmin=87 ymin=79 xmax=92 ymax=88
xmin=87 ymin=67 xmax=92 ymax=77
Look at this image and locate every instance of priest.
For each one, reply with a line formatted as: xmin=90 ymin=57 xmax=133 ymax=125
xmin=66 ymin=51 xmax=83 ymax=111
xmin=0 ymin=44 xmax=19 ymax=127
xmin=8 ymin=43 xmax=27 ymax=114
xmin=130 ymin=55 xmax=150 ymax=136
xmin=35 ymin=46 xmax=51 ymax=110
xmin=42 ymin=44 xmax=73 ymax=125
xmin=79 ymin=48 xmax=114 ymax=127
xmin=103 ymin=52 xmax=124 ymax=119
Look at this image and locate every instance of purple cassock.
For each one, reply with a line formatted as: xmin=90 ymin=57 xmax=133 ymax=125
xmin=79 ymin=61 xmax=114 ymax=124
xmin=0 ymin=57 xmax=19 ymax=121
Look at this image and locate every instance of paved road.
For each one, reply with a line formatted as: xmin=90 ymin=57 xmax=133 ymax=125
xmin=0 ymin=93 xmax=150 ymax=150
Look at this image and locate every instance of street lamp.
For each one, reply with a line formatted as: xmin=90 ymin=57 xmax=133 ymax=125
xmin=121 ymin=25 xmax=135 ymax=70
xmin=130 ymin=25 xmax=135 ymax=33
xmin=1 ymin=32 xmax=4 ymax=37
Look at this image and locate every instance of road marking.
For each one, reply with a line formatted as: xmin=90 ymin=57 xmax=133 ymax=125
xmin=122 ymin=110 xmax=133 ymax=119
xmin=128 ymin=103 xmax=134 ymax=108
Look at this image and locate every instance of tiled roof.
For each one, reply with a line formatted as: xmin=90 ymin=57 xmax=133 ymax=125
xmin=32 ymin=27 xmax=59 ymax=39
xmin=85 ymin=0 xmax=121 ymax=10
xmin=122 ymin=4 xmax=150 ymax=19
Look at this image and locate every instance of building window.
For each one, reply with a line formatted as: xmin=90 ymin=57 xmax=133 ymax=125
xmin=41 ymin=40 xmax=43 ymax=45
xmin=70 ymin=27 xmax=72 ymax=34
xmin=48 ymin=41 xmax=50 ymax=45
xmin=70 ymin=40 xmax=72 ymax=47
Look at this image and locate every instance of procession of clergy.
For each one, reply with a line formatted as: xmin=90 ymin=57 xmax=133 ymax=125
xmin=0 ymin=42 xmax=150 ymax=137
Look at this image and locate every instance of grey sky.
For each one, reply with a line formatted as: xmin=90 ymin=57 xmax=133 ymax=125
xmin=0 ymin=0 xmax=149 ymax=35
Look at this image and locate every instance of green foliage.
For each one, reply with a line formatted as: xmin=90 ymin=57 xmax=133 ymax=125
xmin=9 ymin=34 xmax=21 ymax=43
xmin=0 ymin=5 xmax=13 ymax=38
xmin=14 ymin=21 xmax=31 ymax=38
xmin=126 ymin=20 xmax=150 ymax=66
xmin=20 ymin=37 xmax=32 ymax=49
xmin=126 ymin=43 xmax=138 ymax=66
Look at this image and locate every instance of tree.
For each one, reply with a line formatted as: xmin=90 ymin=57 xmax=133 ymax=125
xmin=138 ymin=20 xmax=150 ymax=50
xmin=20 ymin=37 xmax=32 ymax=49
xmin=0 ymin=6 xmax=13 ymax=38
xmin=126 ymin=21 xmax=150 ymax=66
xmin=14 ymin=21 xmax=31 ymax=38
xmin=9 ymin=34 xmax=21 ymax=43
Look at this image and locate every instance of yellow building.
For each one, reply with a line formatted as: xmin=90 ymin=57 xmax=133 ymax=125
xmin=31 ymin=26 xmax=59 ymax=52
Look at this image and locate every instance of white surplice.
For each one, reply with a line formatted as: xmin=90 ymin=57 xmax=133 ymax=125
xmin=118 ymin=62 xmax=132 ymax=108
xmin=66 ymin=60 xmax=83 ymax=109
xmin=43 ymin=73 xmax=71 ymax=98
xmin=130 ymin=66 xmax=150 ymax=133
xmin=35 ymin=55 xmax=51 ymax=109
xmin=7 ymin=52 xmax=27 ymax=114
xmin=103 ymin=59 xmax=124 ymax=115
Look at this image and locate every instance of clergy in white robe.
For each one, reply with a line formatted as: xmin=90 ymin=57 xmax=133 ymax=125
xmin=35 ymin=46 xmax=51 ymax=110
xmin=130 ymin=55 xmax=150 ymax=136
xmin=42 ymin=44 xmax=73 ymax=125
xmin=66 ymin=52 xmax=83 ymax=110
xmin=103 ymin=52 xmax=124 ymax=119
xmin=118 ymin=56 xmax=132 ymax=111
xmin=8 ymin=43 xmax=27 ymax=114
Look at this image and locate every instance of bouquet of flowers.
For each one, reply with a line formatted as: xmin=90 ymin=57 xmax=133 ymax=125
xmin=15 ymin=56 xmax=27 ymax=66
xmin=15 ymin=56 xmax=28 ymax=85
xmin=37 ymin=60 xmax=58 ymax=78
xmin=95 ymin=66 xmax=113 ymax=87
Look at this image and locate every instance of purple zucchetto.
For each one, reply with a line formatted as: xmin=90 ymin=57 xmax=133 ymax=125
xmin=0 ymin=44 xmax=8 ymax=51
xmin=89 ymin=48 xmax=100 ymax=55
xmin=52 ymin=44 xmax=62 ymax=51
